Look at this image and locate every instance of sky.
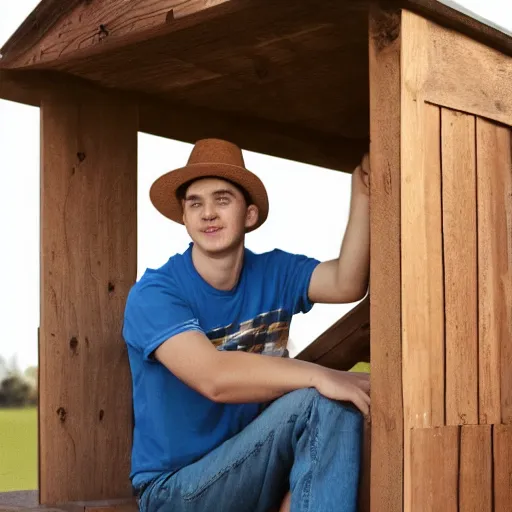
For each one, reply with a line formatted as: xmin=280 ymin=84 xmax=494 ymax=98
xmin=1 ymin=0 xmax=511 ymax=370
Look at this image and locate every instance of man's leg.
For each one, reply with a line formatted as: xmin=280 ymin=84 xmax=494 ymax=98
xmin=139 ymin=388 xmax=363 ymax=512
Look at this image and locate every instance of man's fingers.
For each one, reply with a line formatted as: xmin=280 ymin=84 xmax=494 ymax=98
xmin=350 ymin=388 xmax=370 ymax=417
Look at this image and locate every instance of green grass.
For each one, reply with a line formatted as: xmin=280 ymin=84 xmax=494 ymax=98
xmin=0 ymin=407 xmax=38 ymax=492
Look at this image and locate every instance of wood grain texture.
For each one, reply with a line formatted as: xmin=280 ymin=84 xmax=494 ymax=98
xmin=459 ymin=425 xmax=492 ymax=512
xmin=441 ymin=108 xmax=478 ymax=426
xmin=421 ymin=15 xmax=512 ymax=127
xmin=410 ymin=426 xmax=459 ymax=512
xmin=494 ymin=425 xmax=512 ymax=512
xmin=401 ymin=11 xmax=446 ymax=511
xmin=39 ymin=88 xmax=137 ymax=503
xmin=368 ymin=7 xmax=403 ymax=512
xmin=1 ymin=0 xmax=229 ymax=68
xmin=296 ymin=296 xmax=369 ymax=369
xmin=2 ymin=0 xmax=371 ymax=142
xmin=476 ymin=119 xmax=512 ymax=425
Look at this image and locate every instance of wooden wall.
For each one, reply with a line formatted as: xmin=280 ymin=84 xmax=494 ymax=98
xmin=371 ymin=8 xmax=512 ymax=512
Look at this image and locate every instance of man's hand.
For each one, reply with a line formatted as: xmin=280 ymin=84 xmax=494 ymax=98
xmin=313 ymin=368 xmax=371 ymax=417
xmin=307 ymin=152 xmax=371 ymax=304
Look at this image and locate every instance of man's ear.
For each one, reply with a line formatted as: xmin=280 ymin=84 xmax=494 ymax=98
xmin=245 ymin=204 xmax=259 ymax=229
xmin=181 ymin=200 xmax=187 ymax=225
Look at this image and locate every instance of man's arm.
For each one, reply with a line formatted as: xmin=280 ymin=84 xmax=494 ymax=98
xmin=308 ymin=154 xmax=370 ymax=304
xmin=154 ymin=330 xmax=370 ymax=415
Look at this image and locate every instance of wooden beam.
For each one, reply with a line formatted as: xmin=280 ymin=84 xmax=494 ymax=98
xmin=401 ymin=0 xmax=512 ymax=56
xmin=39 ymin=86 xmax=137 ymax=504
xmin=368 ymin=6 xmax=403 ymax=512
xmin=0 ymin=69 xmax=365 ymax=172
xmin=139 ymin=97 xmax=367 ymax=172
xmin=295 ymin=296 xmax=369 ymax=370
xmin=419 ymin=16 xmax=512 ymax=127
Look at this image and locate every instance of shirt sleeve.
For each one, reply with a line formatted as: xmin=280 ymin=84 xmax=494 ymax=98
xmin=123 ymin=275 xmax=204 ymax=362
xmin=274 ymin=250 xmax=321 ymax=315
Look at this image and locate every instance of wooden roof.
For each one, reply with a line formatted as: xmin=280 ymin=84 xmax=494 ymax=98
xmin=1 ymin=0 xmax=510 ymax=171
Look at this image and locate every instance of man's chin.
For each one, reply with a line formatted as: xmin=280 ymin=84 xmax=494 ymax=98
xmin=192 ymin=233 xmax=243 ymax=255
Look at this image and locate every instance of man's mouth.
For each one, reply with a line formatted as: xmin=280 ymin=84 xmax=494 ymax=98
xmin=203 ymin=227 xmax=222 ymax=234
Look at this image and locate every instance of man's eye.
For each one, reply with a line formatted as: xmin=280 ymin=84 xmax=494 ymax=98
xmin=191 ymin=202 xmax=201 ymax=208
xmin=217 ymin=197 xmax=229 ymax=204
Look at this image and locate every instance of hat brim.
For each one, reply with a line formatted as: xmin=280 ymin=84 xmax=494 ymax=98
xmin=149 ymin=163 xmax=269 ymax=233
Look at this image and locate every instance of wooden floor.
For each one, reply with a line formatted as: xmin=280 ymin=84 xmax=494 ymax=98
xmin=0 ymin=492 xmax=138 ymax=511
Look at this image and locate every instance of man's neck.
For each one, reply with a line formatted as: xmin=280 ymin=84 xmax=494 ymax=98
xmin=191 ymin=242 xmax=245 ymax=291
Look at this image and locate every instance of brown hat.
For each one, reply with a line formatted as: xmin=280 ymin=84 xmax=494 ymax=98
xmin=150 ymin=139 xmax=269 ymax=232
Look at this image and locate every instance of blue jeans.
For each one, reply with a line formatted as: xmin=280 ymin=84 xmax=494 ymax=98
xmin=138 ymin=388 xmax=363 ymax=512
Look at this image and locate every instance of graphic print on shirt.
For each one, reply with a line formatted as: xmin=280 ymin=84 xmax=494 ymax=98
xmin=206 ymin=309 xmax=291 ymax=357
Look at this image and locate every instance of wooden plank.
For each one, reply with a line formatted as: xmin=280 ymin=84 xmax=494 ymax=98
xmin=403 ymin=0 xmax=512 ymax=56
xmin=368 ymin=7 xmax=403 ymax=512
xmin=441 ymin=108 xmax=478 ymax=426
xmin=420 ymin=13 xmax=512 ymax=127
xmin=476 ymin=119 xmax=512 ymax=425
xmin=494 ymin=424 xmax=512 ymax=512
xmin=39 ymin=87 xmax=137 ymax=503
xmin=0 ymin=0 xmax=234 ymax=68
xmin=358 ymin=420 xmax=371 ymax=512
xmin=410 ymin=426 xmax=459 ymax=512
xmin=296 ymin=296 xmax=369 ymax=368
xmin=459 ymin=425 xmax=492 ymax=512
xmin=401 ymin=11 xmax=446 ymax=512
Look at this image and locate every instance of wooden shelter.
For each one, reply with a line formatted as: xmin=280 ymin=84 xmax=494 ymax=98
xmin=0 ymin=0 xmax=511 ymax=510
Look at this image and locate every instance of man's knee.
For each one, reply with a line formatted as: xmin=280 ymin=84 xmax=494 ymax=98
xmin=314 ymin=393 xmax=364 ymax=432
xmin=271 ymin=388 xmax=364 ymax=432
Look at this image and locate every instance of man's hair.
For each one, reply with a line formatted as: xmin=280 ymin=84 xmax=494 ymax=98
xmin=176 ymin=176 xmax=253 ymax=206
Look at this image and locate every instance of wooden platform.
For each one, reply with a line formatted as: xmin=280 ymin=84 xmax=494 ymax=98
xmin=0 ymin=492 xmax=138 ymax=512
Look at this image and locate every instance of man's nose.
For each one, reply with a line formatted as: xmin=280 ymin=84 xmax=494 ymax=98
xmin=202 ymin=201 xmax=218 ymax=220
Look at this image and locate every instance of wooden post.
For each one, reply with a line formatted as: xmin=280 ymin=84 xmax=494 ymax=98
xmin=39 ymin=87 xmax=137 ymax=504
xmin=368 ymin=6 xmax=403 ymax=512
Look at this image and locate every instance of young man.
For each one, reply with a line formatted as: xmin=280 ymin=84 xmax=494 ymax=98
xmin=123 ymin=138 xmax=371 ymax=512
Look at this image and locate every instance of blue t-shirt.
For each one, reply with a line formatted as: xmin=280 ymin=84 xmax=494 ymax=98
xmin=123 ymin=243 xmax=320 ymax=487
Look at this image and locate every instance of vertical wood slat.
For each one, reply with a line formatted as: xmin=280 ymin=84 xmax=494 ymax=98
xmin=459 ymin=425 xmax=492 ymax=512
xmin=368 ymin=6 xmax=403 ymax=512
xmin=494 ymin=425 xmax=512 ymax=512
xmin=476 ymin=119 xmax=512 ymax=425
xmin=441 ymin=108 xmax=478 ymax=426
xmin=401 ymin=11 xmax=445 ymax=511
xmin=40 ymin=89 xmax=137 ymax=504
xmin=410 ymin=426 xmax=459 ymax=512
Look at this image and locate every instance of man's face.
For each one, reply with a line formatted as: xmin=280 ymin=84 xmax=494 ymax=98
xmin=182 ymin=178 xmax=258 ymax=255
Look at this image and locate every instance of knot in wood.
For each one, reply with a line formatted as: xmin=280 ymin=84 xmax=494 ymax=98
xmin=69 ymin=337 xmax=79 ymax=354
xmin=98 ymin=24 xmax=110 ymax=41
xmin=56 ymin=407 xmax=67 ymax=422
